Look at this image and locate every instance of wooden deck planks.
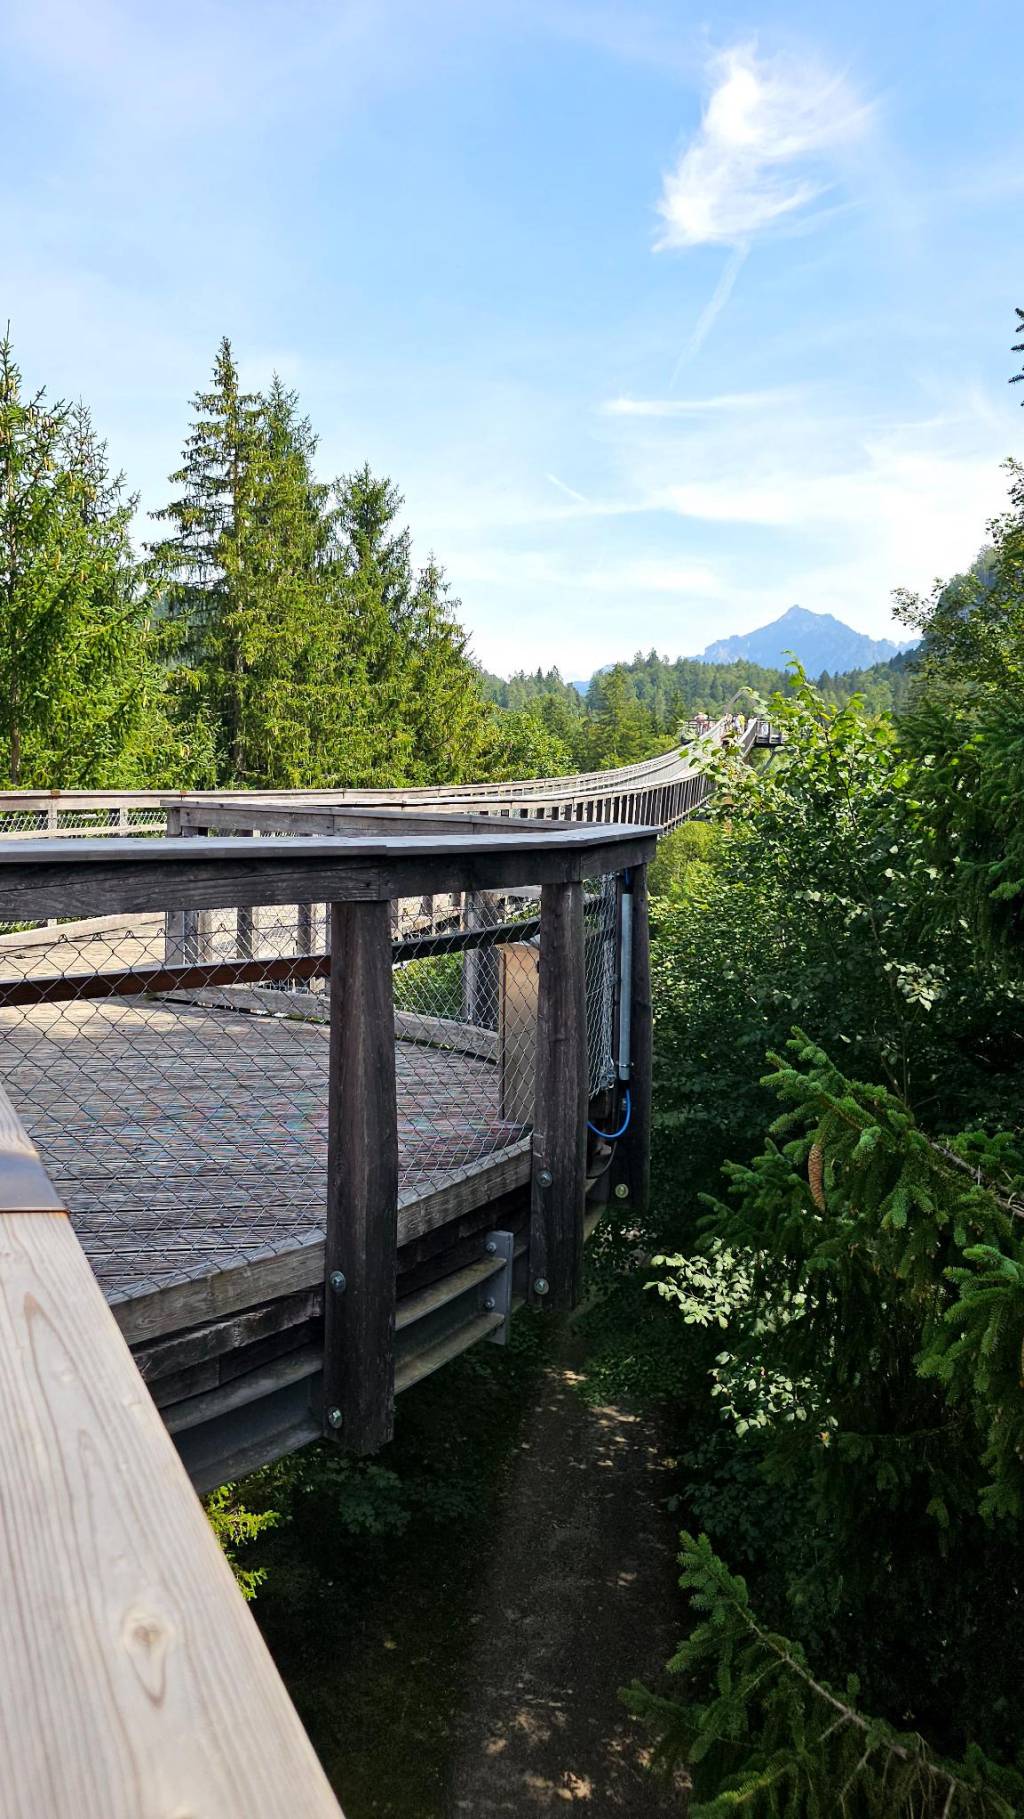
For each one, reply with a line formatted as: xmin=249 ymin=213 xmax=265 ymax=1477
xmin=0 ymin=995 xmax=527 ymax=1305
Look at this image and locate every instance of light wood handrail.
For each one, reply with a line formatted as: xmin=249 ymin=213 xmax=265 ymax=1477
xmin=0 ymin=1081 xmax=343 ymax=1818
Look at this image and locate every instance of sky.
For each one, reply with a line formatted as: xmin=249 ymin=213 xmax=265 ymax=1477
xmin=1 ymin=0 xmax=1021 ymax=676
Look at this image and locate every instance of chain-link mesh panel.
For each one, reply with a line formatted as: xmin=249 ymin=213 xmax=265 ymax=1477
xmin=0 ymin=805 xmax=166 ymax=837
xmin=584 ymin=876 xmax=617 ymax=1095
xmin=0 ymin=876 xmax=619 ymax=1310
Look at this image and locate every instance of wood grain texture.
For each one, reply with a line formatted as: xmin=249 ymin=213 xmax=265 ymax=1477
xmin=529 ymin=881 xmax=587 ymax=1310
xmin=0 ymin=1210 xmax=341 ymax=1818
xmin=325 ymin=899 xmax=399 ymax=1453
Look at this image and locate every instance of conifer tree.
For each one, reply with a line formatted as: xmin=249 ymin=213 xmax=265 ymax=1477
xmin=150 ymin=337 xmax=262 ymax=779
xmin=0 ymin=335 xmax=160 ymax=785
xmin=334 ymin=465 xmax=485 ymax=785
xmin=152 ymin=343 xmax=368 ymax=786
xmin=404 ymin=556 xmax=486 ymax=783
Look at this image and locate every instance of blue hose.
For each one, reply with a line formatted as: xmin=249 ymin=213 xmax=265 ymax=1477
xmin=588 ymin=1088 xmax=631 ymax=1142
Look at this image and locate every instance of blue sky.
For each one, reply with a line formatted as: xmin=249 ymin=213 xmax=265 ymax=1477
xmin=1 ymin=0 xmax=1021 ymax=675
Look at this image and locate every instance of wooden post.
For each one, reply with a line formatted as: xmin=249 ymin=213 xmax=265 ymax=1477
xmin=462 ymin=890 xmax=499 ymax=1029
xmin=529 ymin=880 xmax=587 ymax=1309
xmin=499 ymin=940 xmax=540 ymax=1125
xmin=624 ymin=865 xmax=651 ymax=1212
xmin=325 ymin=899 xmax=399 ymax=1453
xmin=297 ymin=901 xmax=314 ymax=957
xmin=235 ymin=831 xmax=255 ymax=959
xmin=163 ymin=806 xmax=185 ymax=963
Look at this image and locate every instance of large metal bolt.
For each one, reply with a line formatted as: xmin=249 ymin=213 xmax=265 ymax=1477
xmin=483 ymin=1296 xmax=496 ymax=1312
xmin=537 ymin=1168 xmax=553 ymax=1188
xmin=484 ymin=1239 xmax=498 ymax=1255
xmin=329 ymin=1270 xmax=347 ymax=1293
xmin=533 ymin=1277 xmax=550 ymax=1297
xmin=614 ymin=1182 xmax=630 ymax=1201
xmin=327 ymin=1407 xmax=343 ymax=1429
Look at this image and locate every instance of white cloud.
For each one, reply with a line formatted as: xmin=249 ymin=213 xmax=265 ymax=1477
xmin=657 ymin=44 xmax=872 ymax=249
xmin=603 ymin=388 xmax=798 ymax=417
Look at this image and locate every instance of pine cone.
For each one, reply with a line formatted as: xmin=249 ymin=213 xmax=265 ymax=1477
xmin=808 ymin=1142 xmax=826 ymax=1211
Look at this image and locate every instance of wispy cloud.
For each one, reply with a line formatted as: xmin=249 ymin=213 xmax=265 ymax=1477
xmin=656 ymin=44 xmax=872 ymax=249
xmin=545 ymin=471 xmax=590 ymax=504
xmin=673 ymin=242 xmax=748 ymax=370
xmin=603 ymin=388 xmax=798 ymax=417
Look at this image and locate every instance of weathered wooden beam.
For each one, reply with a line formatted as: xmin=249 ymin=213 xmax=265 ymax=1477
xmin=529 ymin=880 xmax=587 ymax=1309
xmin=324 ymin=898 xmax=399 ymax=1453
xmin=0 ymin=828 xmax=658 ymax=922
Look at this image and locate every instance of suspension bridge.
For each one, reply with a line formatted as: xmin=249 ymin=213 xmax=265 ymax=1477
xmin=0 ymin=715 xmax=775 ymax=1817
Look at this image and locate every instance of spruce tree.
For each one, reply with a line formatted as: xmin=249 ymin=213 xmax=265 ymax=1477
xmin=150 ymin=337 xmax=262 ymax=780
xmin=334 ymin=465 xmax=485 ymax=785
xmin=0 ymin=335 xmax=160 ymax=785
xmin=404 ymin=556 xmax=486 ymax=783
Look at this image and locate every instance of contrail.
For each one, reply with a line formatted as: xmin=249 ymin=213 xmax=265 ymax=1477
xmin=669 ymin=242 xmax=749 ymax=389
xmin=545 ymin=472 xmax=590 ymax=505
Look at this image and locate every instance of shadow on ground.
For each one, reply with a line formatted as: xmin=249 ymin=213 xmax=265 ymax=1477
xmin=448 ymin=1338 xmax=684 ymax=1815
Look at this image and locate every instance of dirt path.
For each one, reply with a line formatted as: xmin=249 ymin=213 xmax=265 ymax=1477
xmin=448 ymin=1335 xmax=684 ymax=1815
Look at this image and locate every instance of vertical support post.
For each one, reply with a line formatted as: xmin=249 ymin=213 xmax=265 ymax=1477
xmin=297 ymin=901 xmax=314 ymax=957
xmin=324 ymin=899 xmax=399 ymax=1453
xmin=235 ymin=830 xmax=254 ymax=959
xmin=529 ymin=880 xmax=587 ymax=1310
xmin=624 ymin=865 xmax=651 ymax=1213
xmin=163 ymin=806 xmax=185 ymax=963
xmin=175 ymin=819 xmax=212 ymax=962
xmin=462 ymin=890 xmax=499 ymax=1029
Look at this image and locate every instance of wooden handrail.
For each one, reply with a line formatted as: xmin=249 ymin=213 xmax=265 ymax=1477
xmin=0 ymin=1081 xmax=343 ymax=1818
xmin=0 ymin=825 xmax=658 ymax=923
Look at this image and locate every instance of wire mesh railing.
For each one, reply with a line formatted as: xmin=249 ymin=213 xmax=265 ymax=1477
xmin=0 ymin=876 xmax=619 ymax=1308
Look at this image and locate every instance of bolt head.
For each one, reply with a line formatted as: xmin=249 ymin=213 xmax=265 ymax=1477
xmin=533 ymin=1277 xmax=550 ymax=1297
xmin=327 ymin=1406 xmax=343 ymax=1429
xmin=483 ymin=1296 xmax=496 ymax=1312
xmin=537 ymin=1168 xmax=553 ymax=1189
xmin=329 ymin=1270 xmax=347 ymax=1293
xmin=484 ymin=1240 xmax=498 ymax=1255
xmin=614 ymin=1182 xmax=630 ymax=1200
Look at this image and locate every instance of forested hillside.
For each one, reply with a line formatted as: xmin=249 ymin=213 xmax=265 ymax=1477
xmin=475 ymin=647 xmax=916 ymax=773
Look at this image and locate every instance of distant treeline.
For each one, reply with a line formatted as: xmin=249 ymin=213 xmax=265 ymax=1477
xmin=476 ymin=646 xmax=918 ymax=772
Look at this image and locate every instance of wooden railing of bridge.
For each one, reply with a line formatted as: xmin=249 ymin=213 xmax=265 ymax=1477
xmin=0 ymin=713 xmax=771 ymax=844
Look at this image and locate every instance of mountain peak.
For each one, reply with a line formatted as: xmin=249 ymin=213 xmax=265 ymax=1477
xmin=698 ymin=607 xmax=912 ymax=674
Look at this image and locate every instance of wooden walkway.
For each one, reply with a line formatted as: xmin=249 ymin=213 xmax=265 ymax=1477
xmin=0 ymin=996 xmax=525 ymax=1304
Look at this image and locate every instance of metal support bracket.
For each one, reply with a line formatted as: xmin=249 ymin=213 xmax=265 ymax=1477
xmin=480 ymin=1229 xmax=515 ymax=1344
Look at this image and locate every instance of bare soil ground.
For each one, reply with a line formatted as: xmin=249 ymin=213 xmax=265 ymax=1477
xmin=448 ymin=1336 xmax=685 ymax=1815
